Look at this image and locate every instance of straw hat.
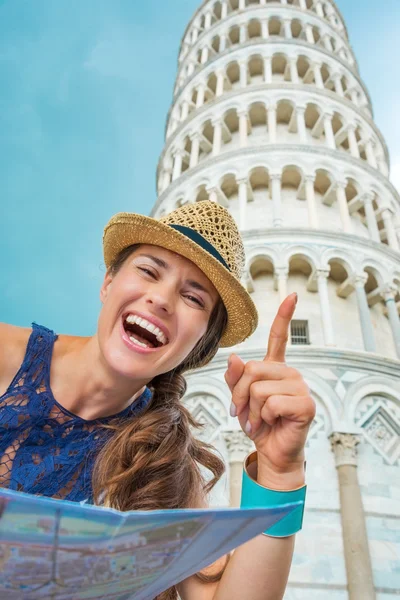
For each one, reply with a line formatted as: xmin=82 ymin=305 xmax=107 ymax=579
xmin=103 ymin=201 xmax=258 ymax=347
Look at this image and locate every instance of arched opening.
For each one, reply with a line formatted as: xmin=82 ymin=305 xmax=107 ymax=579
xmin=282 ymin=166 xmax=303 ymax=199
xmin=269 ymin=17 xmax=282 ymax=37
xmin=207 ymin=72 xmax=217 ymax=96
xmin=248 ymin=19 xmax=262 ymax=39
xmin=195 ymin=185 xmax=209 ymax=202
xmin=297 ymin=55 xmax=313 ymax=83
xmin=248 ymin=54 xmax=264 ymax=81
xmin=272 ymin=54 xmax=287 ymax=80
xmin=227 ymin=61 xmax=240 ymax=88
xmin=291 ymin=19 xmax=303 ymax=39
xmin=305 ymin=103 xmax=322 ymax=141
xmin=213 ymin=1 xmax=223 ymax=20
xmin=248 ymin=103 xmax=267 ymax=142
xmin=211 ymin=35 xmax=221 ymax=54
xmin=229 ymin=25 xmax=240 ymax=46
xmin=277 ymin=100 xmax=295 ymax=139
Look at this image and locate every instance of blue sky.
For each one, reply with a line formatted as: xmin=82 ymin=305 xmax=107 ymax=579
xmin=1 ymin=0 xmax=399 ymax=335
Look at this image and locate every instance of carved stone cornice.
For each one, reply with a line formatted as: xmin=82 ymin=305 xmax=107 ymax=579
xmin=329 ymin=432 xmax=362 ymax=467
xmin=223 ymin=429 xmax=255 ymax=463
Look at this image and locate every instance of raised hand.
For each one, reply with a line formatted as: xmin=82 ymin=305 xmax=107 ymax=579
xmin=225 ymin=293 xmax=316 ymax=490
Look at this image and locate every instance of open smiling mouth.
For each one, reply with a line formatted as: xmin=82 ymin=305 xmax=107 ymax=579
xmin=123 ymin=314 xmax=169 ymax=349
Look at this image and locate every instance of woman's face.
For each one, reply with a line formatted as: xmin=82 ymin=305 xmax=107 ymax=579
xmin=98 ymin=244 xmax=219 ymax=382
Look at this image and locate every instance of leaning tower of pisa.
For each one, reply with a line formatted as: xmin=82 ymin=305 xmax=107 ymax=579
xmin=153 ymin=0 xmax=400 ymax=597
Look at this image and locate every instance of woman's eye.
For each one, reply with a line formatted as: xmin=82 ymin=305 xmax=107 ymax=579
xmin=138 ymin=267 xmax=156 ymax=278
xmin=185 ymin=294 xmax=204 ymax=308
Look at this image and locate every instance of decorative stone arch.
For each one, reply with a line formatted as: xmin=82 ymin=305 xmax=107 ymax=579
xmin=183 ymin=376 xmax=231 ymax=443
xmin=281 ymin=163 xmax=305 ymax=200
xmin=248 ymin=53 xmax=264 ymax=80
xmin=345 ymin=378 xmax=400 ymax=465
xmin=298 ymin=367 xmax=340 ymax=437
xmin=271 ymin=52 xmax=289 ymax=80
xmin=320 ymin=249 xmax=356 ymax=278
xmin=285 ymin=246 xmax=320 ymax=273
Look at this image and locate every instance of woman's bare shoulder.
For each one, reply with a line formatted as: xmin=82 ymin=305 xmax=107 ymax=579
xmin=0 ymin=323 xmax=32 ymax=396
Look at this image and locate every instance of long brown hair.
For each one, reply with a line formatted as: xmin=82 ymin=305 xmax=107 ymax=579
xmin=92 ymin=245 xmax=229 ymax=599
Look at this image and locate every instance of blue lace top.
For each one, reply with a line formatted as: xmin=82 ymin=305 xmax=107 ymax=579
xmin=0 ymin=323 xmax=152 ymax=503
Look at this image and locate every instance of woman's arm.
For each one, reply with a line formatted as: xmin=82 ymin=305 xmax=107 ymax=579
xmin=178 ymin=295 xmax=314 ymax=600
xmin=177 ymin=533 xmax=295 ymax=600
xmin=0 ymin=323 xmax=29 ymax=396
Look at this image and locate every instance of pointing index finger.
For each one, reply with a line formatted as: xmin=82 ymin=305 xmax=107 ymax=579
xmin=265 ymin=293 xmax=298 ymax=363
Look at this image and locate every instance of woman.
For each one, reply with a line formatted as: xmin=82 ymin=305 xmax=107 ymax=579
xmin=0 ymin=201 xmax=315 ymax=600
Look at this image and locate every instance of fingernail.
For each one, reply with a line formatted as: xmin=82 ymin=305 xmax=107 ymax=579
xmin=230 ymin=402 xmax=237 ymax=418
xmin=228 ymin=354 xmax=233 ymax=368
xmin=294 ymin=292 xmax=298 ymax=305
xmin=245 ymin=420 xmax=252 ymax=435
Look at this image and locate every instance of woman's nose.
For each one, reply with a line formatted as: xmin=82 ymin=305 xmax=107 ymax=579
xmin=145 ymin=287 xmax=175 ymax=314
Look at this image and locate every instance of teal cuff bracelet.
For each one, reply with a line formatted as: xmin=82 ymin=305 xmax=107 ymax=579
xmin=240 ymin=452 xmax=306 ymax=538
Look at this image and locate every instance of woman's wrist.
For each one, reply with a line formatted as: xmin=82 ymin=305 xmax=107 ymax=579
xmin=248 ymin=452 xmax=306 ymax=491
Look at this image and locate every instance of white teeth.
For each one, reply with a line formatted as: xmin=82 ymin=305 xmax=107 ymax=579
xmin=125 ymin=314 xmax=168 ymax=346
xmin=129 ymin=335 xmax=149 ymax=348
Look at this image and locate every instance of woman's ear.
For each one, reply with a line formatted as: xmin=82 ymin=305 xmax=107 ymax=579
xmin=100 ymin=270 xmax=113 ymax=304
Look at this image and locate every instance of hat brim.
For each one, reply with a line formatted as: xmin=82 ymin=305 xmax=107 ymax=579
xmin=103 ymin=213 xmax=258 ymax=347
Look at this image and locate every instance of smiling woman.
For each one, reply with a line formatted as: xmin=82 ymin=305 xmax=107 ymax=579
xmin=0 ymin=200 xmax=315 ymax=600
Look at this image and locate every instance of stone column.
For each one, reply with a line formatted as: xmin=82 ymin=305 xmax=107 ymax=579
xmin=216 ymin=70 xmax=225 ymax=97
xmin=290 ymin=57 xmax=300 ymax=83
xmin=238 ymin=178 xmax=248 ymax=230
xmin=189 ymin=133 xmax=201 ymax=168
xmin=336 ymin=181 xmax=353 ymax=234
xmin=212 ymin=119 xmax=223 ymax=156
xmin=197 ymin=83 xmax=206 ymax=108
xmin=208 ymin=188 xmax=218 ymax=204
xmin=305 ymin=24 xmax=315 ymax=44
xmin=220 ymin=33 xmax=227 ymax=52
xmin=323 ymin=35 xmax=333 ymax=51
xmin=363 ymin=193 xmax=380 ymax=243
xmin=296 ymin=105 xmax=307 ymax=142
xmin=284 ymin=19 xmax=292 ymax=39
xmin=192 ymin=27 xmax=199 ymax=44
xmin=275 ymin=267 xmax=289 ymax=304
xmin=221 ymin=1 xmax=228 ymax=19
xmin=268 ymin=104 xmax=277 ymax=143
xmin=239 ymin=23 xmax=247 ymax=43
xmin=162 ymin=157 xmax=173 ymax=192
xmin=204 ymin=11 xmax=212 ymax=29
xmin=316 ymin=1 xmax=324 ymax=17
xmin=317 ymin=269 xmax=336 ymax=346
xmin=354 ymin=274 xmax=376 ymax=352
xmin=261 ymin=19 xmax=269 ymax=39
xmin=333 ymin=73 xmax=344 ymax=96
xmin=323 ymin=113 xmax=336 ymax=149
xmin=240 ymin=60 xmax=248 ymax=87
xmin=264 ymin=56 xmax=272 ymax=84
xmin=305 ymin=175 xmax=319 ymax=228
xmin=365 ymin=139 xmax=378 ymax=169
xmin=299 ymin=0 xmax=307 ymax=9
xmin=181 ymin=99 xmax=190 ymax=122
xmin=313 ymin=62 xmax=324 ymax=89
xmin=239 ymin=0 xmax=246 ymax=9
xmin=382 ymin=208 xmax=400 ymax=251
xmin=382 ymin=285 xmax=400 ymax=358
xmin=329 ymin=433 xmax=376 ymax=600
xmin=172 ymin=148 xmax=184 ymax=180
xmin=201 ymin=46 xmax=209 ymax=64
xmin=239 ymin=111 xmax=248 ymax=148
xmin=348 ymin=125 xmax=360 ymax=158
xmin=223 ymin=430 xmax=255 ymax=507
xmin=270 ymin=171 xmax=283 ymax=228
